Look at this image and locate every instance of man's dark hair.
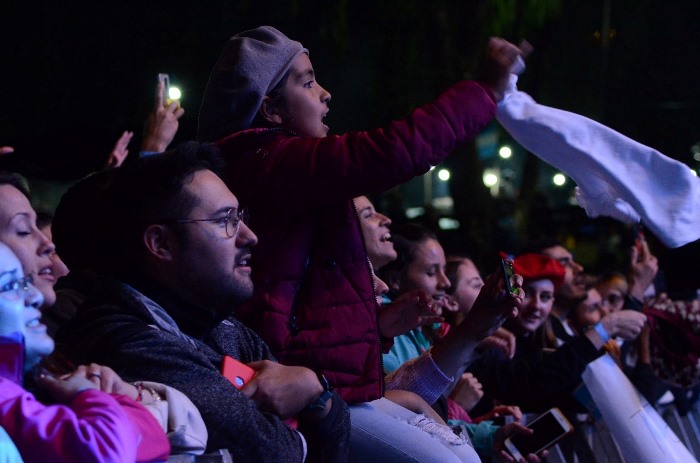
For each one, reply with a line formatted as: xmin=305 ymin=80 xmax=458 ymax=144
xmin=53 ymin=142 xmax=224 ymax=277
xmin=521 ymin=237 xmax=566 ymax=255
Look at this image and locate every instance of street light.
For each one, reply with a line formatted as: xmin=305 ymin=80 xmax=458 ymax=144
xmin=498 ymin=146 xmax=512 ymax=159
xmin=552 ymin=173 xmax=567 ymax=186
xmin=483 ymin=172 xmax=498 ymax=187
xmin=438 ymin=169 xmax=450 ymax=181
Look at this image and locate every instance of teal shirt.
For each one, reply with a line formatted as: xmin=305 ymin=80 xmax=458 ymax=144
xmin=383 ymin=328 xmax=431 ymax=373
xmin=382 ymin=319 xmax=500 ymax=457
xmin=449 ymin=419 xmax=500 ymax=457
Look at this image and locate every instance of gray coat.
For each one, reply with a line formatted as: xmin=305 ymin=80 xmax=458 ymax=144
xmin=52 ymin=270 xmax=349 ymax=462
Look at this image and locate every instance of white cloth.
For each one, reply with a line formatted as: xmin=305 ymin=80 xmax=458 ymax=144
xmin=0 ymin=426 xmax=22 ymax=463
xmin=138 ymin=381 xmax=209 ymax=455
xmin=497 ymin=75 xmax=700 ymax=248
xmin=582 ymin=354 xmax=696 ymax=463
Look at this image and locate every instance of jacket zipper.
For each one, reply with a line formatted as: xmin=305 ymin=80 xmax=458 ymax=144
xmin=353 ymin=200 xmax=385 ymax=397
xmin=263 ymin=126 xmax=309 ymax=336
xmin=288 ymin=255 xmax=310 ymax=336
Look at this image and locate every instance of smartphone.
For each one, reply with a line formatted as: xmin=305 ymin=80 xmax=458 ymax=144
xmin=221 ymin=355 xmax=255 ymax=390
xmin=157 ymin=73 xmax=171 ymax=106
xmin=504 ymin=407 xmax=574 ymax=460
xmin=501 ymin=258 xmax=515 ymax=294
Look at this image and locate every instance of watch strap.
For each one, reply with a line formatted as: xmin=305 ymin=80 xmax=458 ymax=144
xmin=306 ymin=371 xmax=333 ymax=412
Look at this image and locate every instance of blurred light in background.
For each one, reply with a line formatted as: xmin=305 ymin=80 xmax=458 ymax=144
xmin=483 ymin=171 xmax=498 ymax=187
xmin=552 ymin=173 xmax=567 ymax=186
xmin=498 ymin=146 xmax=512 ymax=159
xmin=405 ymin=207 xmax=424 ymax=219
xmin=438 ymin=217 xmax=460 ymax=230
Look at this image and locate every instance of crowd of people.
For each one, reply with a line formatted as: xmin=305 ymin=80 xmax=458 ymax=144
xmin=0 ymin=25 xmax=698 ymax=463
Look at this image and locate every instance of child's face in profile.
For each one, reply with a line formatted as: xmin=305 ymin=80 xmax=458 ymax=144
xmin=276 ymin=53 xmax=332 ymax=138
xmin=0 ymin=243 xmax=52 ymax=371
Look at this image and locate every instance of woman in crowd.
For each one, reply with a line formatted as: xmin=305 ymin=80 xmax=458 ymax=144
xmin=444 ymin=257 xmax=484 ymax=328
xmin=0 ymin=174 xmax=58 ymax=310
xmin=445 ymin=256 xmax=516 ymax=357
xmin=379 ymin=224 xmax=520 ymax=383
xmin=467 ymin=253 xmax=645 ymax=416
xmin=0 ymin=171 xmax=209 ymax=456
xmin=36 ymin=212 xmax=69 ymax=282
xmin=377 ymin=223 xmax=542 ymax=461
xmin=0 ymin=241 xmax=170 ymax=462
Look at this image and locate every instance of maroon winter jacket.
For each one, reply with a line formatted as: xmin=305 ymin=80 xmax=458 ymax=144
xmin=214 ymin=80 xmax=497 ymax=403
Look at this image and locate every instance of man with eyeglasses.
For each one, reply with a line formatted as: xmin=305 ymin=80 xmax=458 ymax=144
xmin=533 ymin=240 xmax=652 ymax=348
xmin=49 ymin=142 xmax=350 ymax=462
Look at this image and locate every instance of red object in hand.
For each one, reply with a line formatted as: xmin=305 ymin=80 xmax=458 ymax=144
xmin=221 ymin=355 xmax=255 ymax=390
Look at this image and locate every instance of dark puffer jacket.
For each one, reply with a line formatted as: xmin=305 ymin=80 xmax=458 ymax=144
xmin=215 ymin=80 xmax=497 ymax=403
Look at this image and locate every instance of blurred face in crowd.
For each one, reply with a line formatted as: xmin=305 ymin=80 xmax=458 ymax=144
xmin=392 ymin=237 xmax=451 ymax=315
xmin=512 ymin=278 xmax=555 ymax=334
xmin=596 ymin=275 xmax=627 ymax=313
xmin=540 ymin=245 xmax=586 ymax=300
xmin=38 ymin=224 xmax=70 ymax=281
xmin=0 ymin=243 xmax=50 ymax=371
xmin=450 ymin=258 xmax=484 ymax=315
xmin=355 ymin=196 xmax=396 ymax=270
xmin=167 ymin=170 xmax=258 ymax=316
xmin=572 ymin=288 xmax=606 ymax=332
xmin=0 ymin=185 xmax=57 ymax=307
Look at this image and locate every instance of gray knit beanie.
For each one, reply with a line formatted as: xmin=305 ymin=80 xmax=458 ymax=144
xmin=197 ymin=26 xmax=308 ymax=142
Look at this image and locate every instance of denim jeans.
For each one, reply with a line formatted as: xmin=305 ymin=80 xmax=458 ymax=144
xmin=349 ymin=398 xmax=480 ymax=462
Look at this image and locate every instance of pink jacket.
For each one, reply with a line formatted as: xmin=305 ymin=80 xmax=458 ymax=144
xmin=0 ymin=335 xmax=170 ymax=463
xmin=215 ymin=80 xmax=496 ymax=403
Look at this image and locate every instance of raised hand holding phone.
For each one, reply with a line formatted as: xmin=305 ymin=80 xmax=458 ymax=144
xmin=501 ymin=259 xmax=518 ymax=294
xmin=141 ymin=74 xmax=185 ymax=153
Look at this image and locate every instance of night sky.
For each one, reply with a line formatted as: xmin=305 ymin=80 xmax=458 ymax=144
xmin=2 ymin=1 xmax=698 ymax=180
xmin=1 ymin=0 xmax=699 ymax=290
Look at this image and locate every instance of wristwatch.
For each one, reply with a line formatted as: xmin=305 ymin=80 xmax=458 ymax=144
xmin=306 ymin=370 xmax=333 ymax=412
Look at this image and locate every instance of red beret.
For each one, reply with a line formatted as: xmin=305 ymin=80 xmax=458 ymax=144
xmin=513 ymin=253 xmax=566 ymax=289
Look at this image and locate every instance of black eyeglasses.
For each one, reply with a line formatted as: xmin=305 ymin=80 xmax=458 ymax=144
xmin=0 ymin=274 xmax=34 ymax=300
xmin=171 ymin=208 xmax=248 ymax=239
